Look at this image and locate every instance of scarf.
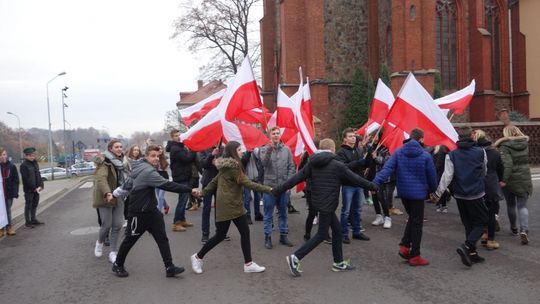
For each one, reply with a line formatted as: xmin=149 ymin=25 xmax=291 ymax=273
xmin=103 ymin=150 xmax=125 ymax=185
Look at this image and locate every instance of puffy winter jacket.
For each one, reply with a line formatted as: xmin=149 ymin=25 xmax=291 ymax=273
xmin=1 ymin=161 xmax=19 ymax=199
xmin=495 ymin=136 xmax=533 ymax=196
xmin=373 ymin=139 xmax=437 ymax=200
xmin=20 ymin=159 xmax=43 ymax=193
xmin=274 ymin=151 xmax=377 ymax=213
xmin=166 ymin=140 xmax=196 ymax=183
xmin=259 ymin=143 xmax=296 ymax=188
xmin=477 ymin=138 xmax=504 ymax=201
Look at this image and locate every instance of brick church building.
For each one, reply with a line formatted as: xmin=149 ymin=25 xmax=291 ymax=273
xmin=259 ymin=0 xmax=532 ymax=138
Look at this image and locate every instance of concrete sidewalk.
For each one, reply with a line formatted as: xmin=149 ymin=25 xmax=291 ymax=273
xmin=9 ymin=176 xmax=93 ymax=228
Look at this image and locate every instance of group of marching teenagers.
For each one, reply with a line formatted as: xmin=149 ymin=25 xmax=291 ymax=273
xmin=92 ymin=123 xmax=532 ymax=278
xmin=91 ymin=59 xmax=533 ymax=278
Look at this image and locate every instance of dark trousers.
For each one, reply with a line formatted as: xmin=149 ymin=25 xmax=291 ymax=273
xmin=485 ymin=199 xmax=499 ymax=240
xmin=374 ymin=190 xmax=390 ymax=217
xmin=295 ymin=211 xmax=343 ymax=263
xmin=115 ymin=209 xmax=173 ymax=268
xmin=400 ymin=199 xmax=424 ymax=257
xmin=201 ymin=192 xmax=214 ymax=237
xmin=24 ymin=192 xmax=40 ymax=223
xmin=198 ymin=214 xmax=252 ymax=263
xmin=304 ymin=190 xmax=317 ymax=236
xmin=456 ymin=198 xmax=489 ymax=251
xmin=173 ymin=181 xmax=190 ymax=223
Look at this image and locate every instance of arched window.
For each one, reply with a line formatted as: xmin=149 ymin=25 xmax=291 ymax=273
xmin=485 ymin=0 xmax=501 ymax=90
xmin=436 ymin=0 xmax=458 ymax=90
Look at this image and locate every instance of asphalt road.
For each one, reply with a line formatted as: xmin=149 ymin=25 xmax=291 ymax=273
xmin=1 ymin=178 xmax=539 ymax=304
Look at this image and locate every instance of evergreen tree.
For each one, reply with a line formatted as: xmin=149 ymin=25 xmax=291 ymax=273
xmin=380 ymin=64 xmax=391 ymax=86
xmin=342 ymin=69 xmax=370 ymax=130
xmin=433 ymin=72 xmax=442 ymax=99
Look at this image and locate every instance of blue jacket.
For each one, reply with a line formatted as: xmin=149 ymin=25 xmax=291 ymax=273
xmin=373 ymin=139 xmax=437 ymax=200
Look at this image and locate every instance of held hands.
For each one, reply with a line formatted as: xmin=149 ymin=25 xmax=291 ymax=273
xmin=105 ymin=192 xmax=114 ymax=203
xmin=429 ymin=193 xmax=440 ymax=203
xmin=35 ymin=187 xmax=43 ymax=193
xmin=191 ymin=188 xmax=202 ymax=198
xmin=499 ymin=181 xmax=507 ymax=188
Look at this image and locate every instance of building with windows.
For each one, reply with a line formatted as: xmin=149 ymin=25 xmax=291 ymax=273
xmin=260 ymin=0 xmax=535 ymax=138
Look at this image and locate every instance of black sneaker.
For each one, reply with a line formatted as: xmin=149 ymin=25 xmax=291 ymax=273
xmin=31 ymin=219 xmax=44 ymax=225
xmin=332 ymin=260 xmax=356 ymax=272
xmin=201 ymin=235 xmax=209 ymax=245
xmin=166 ymin=265 xmax=185 ymax=277
xmin=286 ymin=254 xmax=302 ymax=277
xmin=520 ymin=231 xmax=529 ymax=245
xmin=456 ymin=244 xmax=472 ymax=267
xmin=323 ymin=237 xmax=332 ymax=244
xmin=352 ymin=233 xmax=370 ymax=241
xmin=342 ymin=237 xmax=351 ymax=244
xmin=25 ymin=222 xmax=34 ymax=228
xmin=246 ymin=217 xmax=253 ymax=225
xmin=511 ymin=228 xmax=519 ymax=236
xmin=254 ymin=214 xmax=263 ymax=221
xmin=112 ymin=263 xmax=129 ymax=277
xmin=469 ymin=253 xmax=485 ymax=264
xmin=224 ymin=235 xmax=231 ymax=241
xmin=288 ymin=207 xmax=300 ymax=214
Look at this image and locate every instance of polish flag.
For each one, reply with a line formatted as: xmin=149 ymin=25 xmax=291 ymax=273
xmin=369 ymin=79 xmax=395 ymax=124
xmin=379 ymin=122 xmax=408 ymax=154
xmin=179 ymin=89 xmax=225 ymax=126
xmin=180 ymin=57 xmax=269 ymax=151
xmin=357 ymin=119 xmax=381 ymax=136
xmin=386 ymin=73 xmax=458 ymax=150
xmin=301 ymin=81 xmax=315 ymax=138
xmin=435 ymin=80 xmax=475 ymax=115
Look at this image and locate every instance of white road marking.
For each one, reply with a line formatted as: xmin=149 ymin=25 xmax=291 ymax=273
xmin=532 ymin=174 xmax=540 ymax=181
xmin=79 ymin=182 xmax=94 ymax=189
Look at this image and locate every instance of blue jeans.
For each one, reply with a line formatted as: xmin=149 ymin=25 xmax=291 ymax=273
xmin=155 ymin=189 xmax=168 ymax=213
xmin=263 ymin=192 xmax=289 ymax=236
xmin=243 ymin=187 xmax=262 ymax=218
xmin=201 ymin=192 xmax=214 ymax=236
xmin=340 ymin=186 xmax=365 ymax=236
xmin=173 ymin=181 xmax=190 ymax=223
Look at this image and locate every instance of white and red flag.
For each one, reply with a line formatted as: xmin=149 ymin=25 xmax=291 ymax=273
xmin=180 ymin=57 xmax=269 ymax=151
xmin=301 ymin=80 xmax=315 ymax=138
xmin=357 ymin=79 xmax=395 ymax=136
xmin=385 ymin=73 xmax=458 ymax=150
xmin=179 ymin=89 xmax=225 ymax=126
xmin=435 ymin=80 xmax=475 ymax=115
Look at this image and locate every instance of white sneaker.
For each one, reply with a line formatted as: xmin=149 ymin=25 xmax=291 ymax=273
xmin=383 ymin=217 xmax=392 ymax=229
xmin=94 ymin=241 xmax=103 ymax=257
xmin=122 ymin=220 xmax=127 ymax=228
xmin=371 ymin=214 xmax=384 ymax=226
xmin=191 ymin=253 xmax=203 ymax=274
xmin=244 ymin=261 xmax=265 ymax=273
xmin=313 ymin=216 xmax=318 ymax=225
xmin=108 ymin=251 xmax=117 ymax=263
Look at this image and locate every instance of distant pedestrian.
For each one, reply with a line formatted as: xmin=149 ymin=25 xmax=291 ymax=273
xmin=274 ymin=138 xmax=377 ymax=277
xmin=93 ymin=140 xmax=126 ymax=264
xmin=19 ymin=147 xmax=44 ymax=228
xmin=155 ymin=145 xmax=170 ymax=215
xmin=112 ymin=145 xmax=197 ymax=278
xmin=373 ymin=128 xmax=437 ymax=266
xmin=0 ymin=148 xmax=19 ymax=236
xmin=190 ymin=141 xmax=271 ymax=274
xmin=494 ymin=125 xmax=533 ymax=245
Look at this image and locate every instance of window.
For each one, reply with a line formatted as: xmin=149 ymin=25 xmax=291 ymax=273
xmin=485 ymin=0 xmax=501 ymax=90
xmin=436 ymin=0 xmax=458 ymax=90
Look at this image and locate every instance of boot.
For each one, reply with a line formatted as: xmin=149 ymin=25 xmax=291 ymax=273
xmin=179 ymin=220 xmax=194 ymax=227
xmin=279 ymin=234 xmax=294 ymax=247
xmin=188 ymin=203 xmax=199 ymax=211
xmin=0 ymin=228 xmax=5 ymax=238
xmin=486 ymin=240 xmax=500 ymax=250
xmin=172 ymin=221 xmax=187 ymax=232
xmin=6 ymin=226 xmax=16 ymax=236
xmin=264 ymin=236 xmax=273 ymax=249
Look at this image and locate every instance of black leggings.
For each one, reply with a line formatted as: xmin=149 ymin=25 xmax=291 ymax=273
xmin=485 ymin=199 xmax=500 ymax=240
xmin=198 ymin=214 xmax=252 ymax=263
xmin=304 ymin=190 xmax=317 ymax=236
xmin=373 ymin=190 xmax=390 ymax=217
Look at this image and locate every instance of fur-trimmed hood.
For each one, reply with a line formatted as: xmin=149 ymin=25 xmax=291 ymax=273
xmin=494 ymin=135 xmax=529 ymax=148
xmin=215 ymin=157 xmax=241 ymax=170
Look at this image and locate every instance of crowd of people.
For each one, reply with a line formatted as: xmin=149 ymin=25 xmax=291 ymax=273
xmin=0 ymin=123 xmax=533 ymax=278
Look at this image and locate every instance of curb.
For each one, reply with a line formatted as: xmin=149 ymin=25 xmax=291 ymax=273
xmin=10 ymin=177 xmax=94 ymax=230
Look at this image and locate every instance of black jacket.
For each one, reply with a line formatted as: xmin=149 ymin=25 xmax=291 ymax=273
xmin=274 ymin=152 xmax=377 ymax=213
xmin=477 ymin=138 xmax=504 ymax=201
xmin=199 ymin=148 xmax=220 ymax=187
xmin=1 ymin=161 xmax=20 ymax=199
xmin=20 ymin=159 xmax=43 ymax=193
xmin=335 ymin=144 xmax=371 ymax=185
xmin=121 ymin=159 xmax=192 ymax=216
xmin=166 ymin=140 xmax=196 ymax=183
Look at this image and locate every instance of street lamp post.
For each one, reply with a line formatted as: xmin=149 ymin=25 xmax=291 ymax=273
xmin=6 ymin=111 xmax=23 ymax=161
xmin=61 ymin=86 xmax=69 ymax=168
xmin=46 ymin=71 xmax=66 ymax=180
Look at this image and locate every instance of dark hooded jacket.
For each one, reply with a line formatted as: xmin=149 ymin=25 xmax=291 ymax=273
xmin=166 ymin=140 xmax=197 ymax=183
xmin=335 ymin=144 xmax=372 ymax=184
xmin=274 ymin=151 xmax=377 ymax=213
xmin=120 ymin=159 xmax=193 ymax=216
xmin=477 ymin=138 xmax=504 ymax=201
xmin=1 ymin=160 xmax=19 ymax=199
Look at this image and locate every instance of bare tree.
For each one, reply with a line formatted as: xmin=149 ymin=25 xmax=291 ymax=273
xmin=164 ymin=109 xmax=188 ymax=133
xmin=172 ymin=0 xmax=261 ymax=80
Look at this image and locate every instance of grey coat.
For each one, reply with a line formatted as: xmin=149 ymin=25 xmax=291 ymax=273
xmin=259 ymin=142 xmax=296 ymax=188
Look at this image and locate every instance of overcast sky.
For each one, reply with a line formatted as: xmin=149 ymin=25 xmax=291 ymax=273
xmin=0 ymin=0 xmax=259 ymax=137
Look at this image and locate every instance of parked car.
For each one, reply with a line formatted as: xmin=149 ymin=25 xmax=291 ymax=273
xmin=70 ymin=161 xmax=96 ymax=176
xmin=40 ymin=167 xmax=67 ymax=181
